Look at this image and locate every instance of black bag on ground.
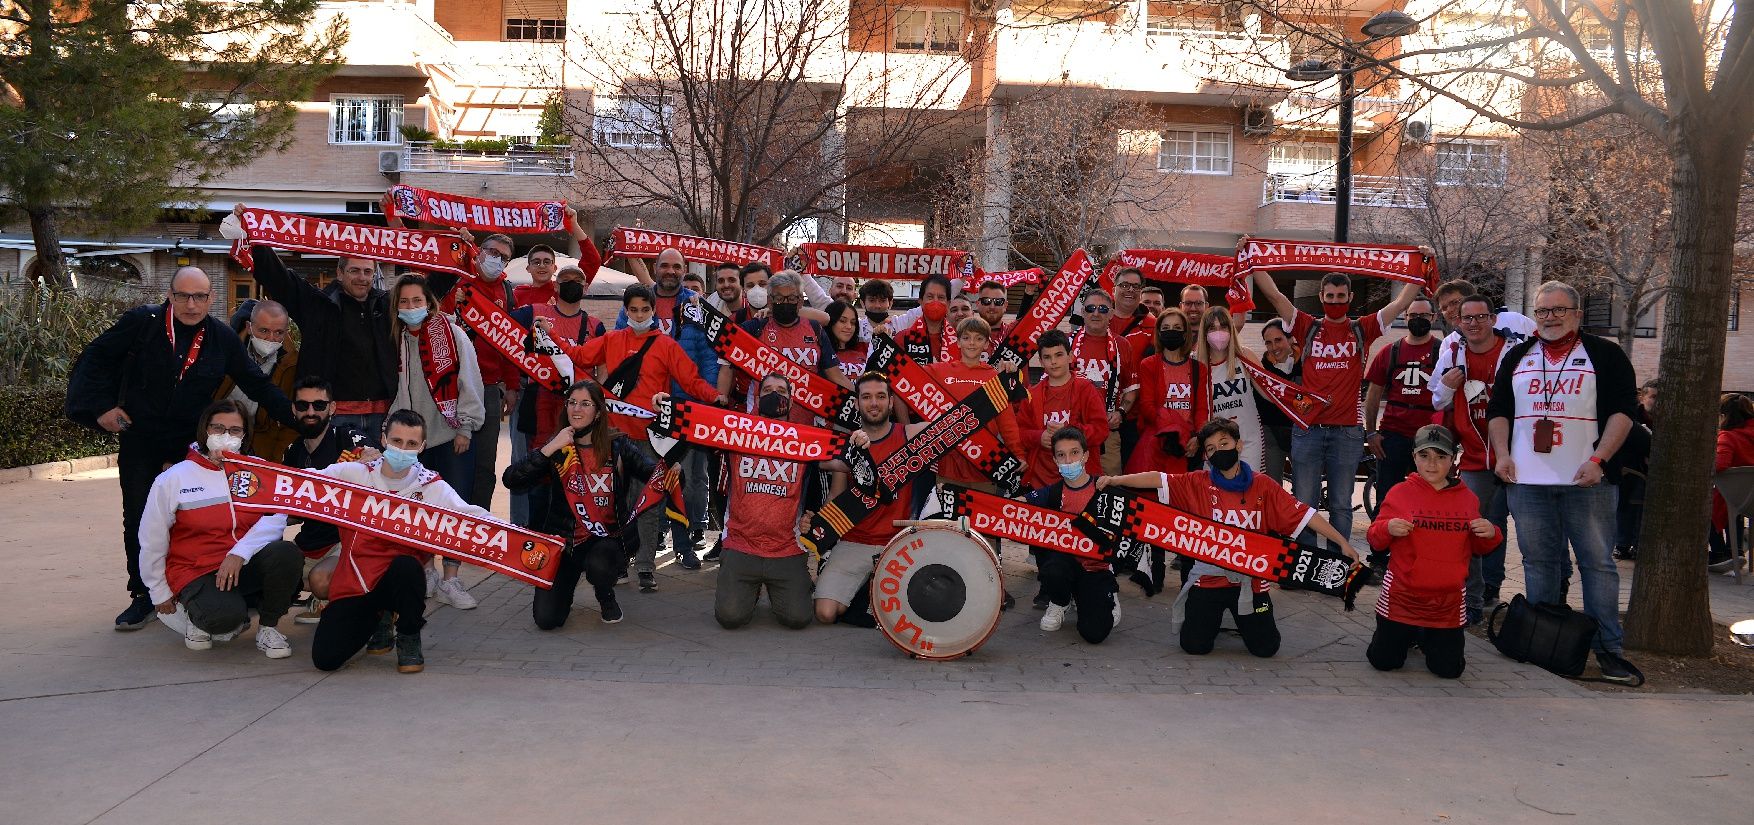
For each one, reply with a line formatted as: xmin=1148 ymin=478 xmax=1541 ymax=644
xmin=1487 ymin=594 xmax=1598 ymax=677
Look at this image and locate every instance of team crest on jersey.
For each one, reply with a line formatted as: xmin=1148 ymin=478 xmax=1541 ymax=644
xmin=227 ymin=471 xmax=260 ymax=499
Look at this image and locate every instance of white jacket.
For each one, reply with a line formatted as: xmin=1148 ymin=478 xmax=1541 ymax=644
xmin=138 ymin=454 xmax=289 ymax=605
xmin=1429 ymin=310 xmax=1534 ymax=410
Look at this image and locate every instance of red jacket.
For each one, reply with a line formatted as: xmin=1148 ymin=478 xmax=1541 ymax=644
xmin=1014 ymin=375 xmax=1108 ymax=487
xmin=564 ymin=328 xmax=718 ymax=441
xmin=1713 ymin=421 xmax=1754 ymax=528
xmin=1367 ymin=473 xmax=1499 ymax=628
xmin=1129 ymin=354 xmax=1208 ymax=473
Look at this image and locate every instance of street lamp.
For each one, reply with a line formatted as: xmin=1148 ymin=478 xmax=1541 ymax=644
xmin=1283 ymin=10 xmax=1418 ymax=243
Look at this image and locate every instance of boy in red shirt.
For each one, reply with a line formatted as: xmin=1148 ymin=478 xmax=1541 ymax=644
xmin=1015 ymin=330 xmax=1108 ymax=488
xmin=1365 ymin=425 xmax=1500 ymax=678
xmin=1028 ymin=426 xmax=1120 ymax=643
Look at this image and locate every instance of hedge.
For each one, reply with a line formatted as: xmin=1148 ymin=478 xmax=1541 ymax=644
xmin=0 ymin=386 xmax=116 ymax=469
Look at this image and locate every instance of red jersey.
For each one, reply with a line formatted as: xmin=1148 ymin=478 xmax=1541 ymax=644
xmin=513 ymin=279 xmax=557 ymax=309
xmin=531 ymin=304 xmax=605 ymax=443
xmin=653 ymin=293 xmax=679 ymax=337
xmin=564 ymin=328 xmax=718 ymax=440
xmin=559 ymin=446 xmax=618 ymax=541
xmin=1366 ymin=474 xmax=1499 ymax=628
xmin=1015 ymin=375 xmax=1108 ymax=487
xmin=834 ymin=341 xmax=869 ymax=380
xmin=841 ymin=424 xmax=913 ymax=546
xmin=1058 ymin=480 xmax=1108 ymax=572
xmin=740 ymin=318 xmax=835 ymax=423
xmin=1366 ymin=336 xmax=1438 ymax=437
xmin=923 ymin=359 xmax=1024 ymax=484
xmin=1451 ymin=339 xmax=1506 ymax=472
xmin=1164 ymin=470 xmax=1314 ymax=592
xmin=1071 ymin=329 xmax=1139 ymax=409
xmin=722 ymin=455 xmax=808 ymax=558
xmin=1292 ymin=310 xmax=1384 ymax=426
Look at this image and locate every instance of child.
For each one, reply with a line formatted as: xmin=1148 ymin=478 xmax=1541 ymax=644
xmin=1027 ymin=426 xmax=1119 ymax=642
xmin=1365 ymin=424 xmax=1500 ymax=679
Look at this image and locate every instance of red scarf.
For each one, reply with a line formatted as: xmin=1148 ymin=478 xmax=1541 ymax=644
xmin=993 ymin=250 xmax=1093 ymax=367
xmin=230 ymin=207 xmax=474 ymax=278
xmin=962 ymin=266 xmax=1043 ymax=291
xmin=453 ymin=277 xmax=568 ymax=392
xmin=1236 ymin=238 xmax=1436 ymax=290
xmin=558 ymin=444 xmax=619 ymax=539
xmin=410 ymin=314 xmax=462 ymax=429
xmin=1239 ymin=358 xmax=1330 ymax=430
xmin=684 ymin=300 xmax=855 ymax=426
xmin=797 ymin=242 xmax=970 ymax=280
xmin=651 ymin=399 xmax=848 ymax=462
xmin=384 ymin=185 xmax=571 ymax=234
xmin=607 ymin=226 xmax=784 ymax=270
xmin=166 ymin=311 xmax=205 ymax=382
xmin=1098 ymin=249 xmax=1254 ymax=313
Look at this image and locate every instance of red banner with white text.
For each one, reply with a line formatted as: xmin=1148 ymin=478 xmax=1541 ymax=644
xmin=1100 ymin=248 xmax=1254 ymax=312
xmin=1236 ymin=238 xmax=1436 ymax=290
xmin=230 ymin=207 xmax=475 ymax=278
xmin=607 ymin=227 xmax=785 ymax=270
xmin=384 ymin=185 xmax=572 ymax=234
xmin=797 ymin=242 xmax=971 ymax=281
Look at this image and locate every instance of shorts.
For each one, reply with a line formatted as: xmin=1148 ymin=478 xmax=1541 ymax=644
xmin=813 ymin=540 xmax=883 ymax=607
xmin=301 ymin=543 xmax=340 ymax=580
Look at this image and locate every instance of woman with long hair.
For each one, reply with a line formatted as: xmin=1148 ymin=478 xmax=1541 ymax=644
xmin=1129 ymin=307 xmax=1207 ymax=473
xmin=1194 ymin=305 xmax=1265 ymax=472
xmin=502 ymin=379 xmax=658 ymax=628
xmin=388 ymin=272 xmax=486 ymax=607
xmin=823 ymin=300 xmax=868 ymax=379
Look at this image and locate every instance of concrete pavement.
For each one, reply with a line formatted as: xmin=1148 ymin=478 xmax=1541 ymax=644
xmin=3 ymin=461 xmax=1751 ymax=824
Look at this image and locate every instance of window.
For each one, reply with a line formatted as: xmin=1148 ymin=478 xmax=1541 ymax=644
xmin=1267 ymin=142 xmax=1336 ymax=181
xmin=344 ymin=200 xmax=385 ymax=215
xmin=592 ymin=95 xmax=671 ymax=149
xmin=504 ymin=0 xmax=565 ymax=41
xmin=1158 ymin=126 xmax=1232 ymax=174
xmin=1435 ymin=141 xmax=1507 ymax=186
xmin=894 ymin=9 xmax=961 ymax=53
xmin=330 ymin=95 xmax=403 ymax=144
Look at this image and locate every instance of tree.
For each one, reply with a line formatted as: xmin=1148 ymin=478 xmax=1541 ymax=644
xmin=925 ymin=89 xmax=1191 ymax=269
xmin=564 ymin=0 xmax=981 ymax=247
xmin=0 ymin=0 xmax=345 ymax=288
xmin=1211 ymin=0 xmax=1754 ymax=655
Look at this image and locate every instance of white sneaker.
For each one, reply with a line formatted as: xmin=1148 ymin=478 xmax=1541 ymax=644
xmin=425 ymin=566 xmax=440 ymax=598
xmin=166 ymin=606 xmax=213 ymax=651
xmin=1040 ymin=602 xmax=1068 ymax=631
xmin=434 ymin=577 xmax=478 ymax=610
xmin=255 ymin=626 xmax=292 ymax=659
xmin=1111 ymin=598 xmax=1122 ymax=629
xmin=212 ymin=620 xmax=250 ymax=643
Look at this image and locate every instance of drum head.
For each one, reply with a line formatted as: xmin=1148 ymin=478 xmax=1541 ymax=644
xmin=870 ymin=524 xmax=1001 ymax=660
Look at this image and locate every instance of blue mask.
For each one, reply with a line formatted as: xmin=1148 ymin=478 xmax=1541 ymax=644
xmin=382 ymin=446 xmax=418 ymax=473
xmin=398 ymin=308 xmax=428 ymax=327
xmin=1057 ymin=462 xmax=1084 ymax=481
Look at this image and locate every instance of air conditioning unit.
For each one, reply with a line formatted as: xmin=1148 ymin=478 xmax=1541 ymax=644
xmin=1402 ymin=119 xmax=1434 ymax=144
xmin=378 ymin=149 xmax=404 ymax=174
xmin=1242 ymin=107 xmax=1274 ymax=136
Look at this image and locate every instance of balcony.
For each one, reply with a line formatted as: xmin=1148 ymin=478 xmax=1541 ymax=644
xmin=989 ymin=19 xmax=1291 ymax=102
xmin=400 ymin=143 xmax=575 ymax=176
xmin=1257 ymin=174 xmax=1425 ymax=235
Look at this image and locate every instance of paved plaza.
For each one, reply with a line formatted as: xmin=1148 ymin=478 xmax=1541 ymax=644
xmin=3 ymin=447 xmax=1751 ymax=824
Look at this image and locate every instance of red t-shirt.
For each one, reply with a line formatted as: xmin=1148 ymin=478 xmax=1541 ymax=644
xmin=722 ymin=454 xmax=807 ymax=558
xmin=1291 ymin=310 xmax=1384 ymax=426
xmin=1365 ymin=336 xmax=1438 ymax=437
xmin=835 ymin=341 xmax=869 ymax=380
xmin=1057 ymin=480 xmax=1108 ymax=573
xmin=513 ymin=280 xmax=557 ymax=309
xmin=842 ymin=424 xmax=913 ymax=546
xmin=1454 ymin=339 xmax=1505 ymax=472
xmin=1164 ymin=471 xmax=1314 ymax=591
xmin=1071 ymin=330 xmax=1139 ymax=409
xmin=1016 ymin=376 xmax=1108 ymax=487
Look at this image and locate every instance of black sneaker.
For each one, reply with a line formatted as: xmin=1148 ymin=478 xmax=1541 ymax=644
xmin=599 ymin=594 xmax=624 ymax=624
xmin=1595 ymin=651 xmax=1639 ymax=685
xmin=396 ymin=631 xmax=424 ymax=673
xmin=1000 ymin=590 xmax=1015 ymax=612
xmin=115 ymin=594 xmax=155 ymax=631
xmin=677 ymin=548 xmax=702 ymax=571
xmin=366 ymin=612 xmax=395 ymax=655
xmin=638 ymin=572 xmax=657 ymax=592
xmin=837 ymin=610 xmax=877 ymax=628
xmin=703 ymin=540 xmax=722 ymax=562
xmin=1031 ymin=590 xmax=1050 ymax=610
xmin=1613 ymin=545 xmax=1638 ymax=561
xmin=691 ymin=529 xmax=706 ymax=551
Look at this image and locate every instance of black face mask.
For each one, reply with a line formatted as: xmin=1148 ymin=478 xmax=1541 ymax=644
xmin=1158 ymin=329 xmax=1186 ymax=352
xmin=771 ymin=302 xmax=799 ymax=325
xmin=1407 ymin=317 xmax=1432 ymax=337
xmin=865 ymin=310 xmax=888 ymax=324
xmin=1207 ymin=448 xmax=1240 ymax=473
xmin=758 ymin=391 xmax=790 ymax=419
xmin=557 ymin=281 xmax=585 ymax=303
xmin=295 ymin=418 xmax=328 ymax=439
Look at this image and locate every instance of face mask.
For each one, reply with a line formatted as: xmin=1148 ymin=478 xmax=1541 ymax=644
xmin=1205 ymin=329 xmax=1231 ymax=351
xmin=557 ymin=281 xmax=585 ymax=303
xmin=1322 ymin=301 xmax=1350 ymax=320
xmin=1207 ymin=448 xmax=1240 ymax=473
xmin=478 ymin=255 xmax=506 ymax=279
xmin=771 ymin=302 xmax=799 ymax=325
xmin=249 ymin=336 xmax=282 ymax=358
xmin=758 ymin=391 xmax=789 ymax=419
xmin=1407 ymin=317 xmax=1433 ymax=337
xmin=295 ymin=417 xmax=328 ymax=438
xmin=745 ymin=286 xmax=769 ymax=309
xmin=398 ymin=308 xmax=428 ymax=327
xmin=626 ymin=317 xmax=656 ymax=333
xmin=922 ymin=300 xmax=947 ymax=322
xmin=865 ymin=309 xmax=889 ymax=325
xmin=206 ymin=433 xmax=243 ymax=455
xmin=1158 ymin=329 xmax=1186 ymax=352
xmin=382 ymin=446 xmax=419 ymax=473
xmin=1057 ymin=461 xmax=1084 ymax=481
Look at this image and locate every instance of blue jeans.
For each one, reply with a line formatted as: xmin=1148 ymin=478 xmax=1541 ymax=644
xmin=1374 ymin=430 xmax=1415 ymax=505
xmin=671 ymin=448 xmax=709 ymax=552
xmin=1507 ymin=482 xmax=1623 ymax=653
xmin=509 ymin=427 xmax=530 ymax=525
xmin=1291 ymin=425 xmax=1364 ymax=552
xmin=1461 ymin=469 xmax=1508 ymax=612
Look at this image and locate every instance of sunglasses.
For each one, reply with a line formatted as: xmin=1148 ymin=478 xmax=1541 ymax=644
xmin=1082 ymin=304 xmax=1112 ymax=315
xmin=977 ymin=297 xmax=1007 ymax=306
xmin=293 ymin=400 xmax=331 ymax=412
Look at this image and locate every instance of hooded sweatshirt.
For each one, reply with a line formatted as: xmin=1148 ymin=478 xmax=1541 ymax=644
xmin=1366 ymin=472 xmax=1501 ymax=628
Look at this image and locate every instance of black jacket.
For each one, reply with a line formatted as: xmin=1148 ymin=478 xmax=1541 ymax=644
xmin=67 ymin=304 xmax=294 ymax=460
xmin=248 ymin=247 xmax=462 ymax=404
xmin=502 ymin=434 xmax=657 ymax=540
xmin=1485 ymin=332 xmax=1638 ymax=481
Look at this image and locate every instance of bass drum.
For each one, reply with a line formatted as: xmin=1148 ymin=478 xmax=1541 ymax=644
xmin=870 ymin=523 xmax=1002 ymax=660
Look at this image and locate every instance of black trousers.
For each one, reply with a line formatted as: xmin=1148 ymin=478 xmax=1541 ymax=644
xmin=177 ymin=541 xmax=303 ymax=631
xmin=1037 ymin=552 xmax=1118 ymax=644
xmin=1367 ymin=615 xmax=1467 ymax=679
xmin=118 ymin=434 xmax=178 ymax=597
xmin=1374 ymin=430 xmax=1416 ymax=506
xmin=532 ymin=537 xmax=621 ymax=630
xmin=311 ymin=555 xmax=427 ymax=671
xmin=1181 ymin=586 xmax=1280 ymax=658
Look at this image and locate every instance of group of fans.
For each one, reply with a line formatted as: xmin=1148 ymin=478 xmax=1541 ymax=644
xmin=65 ymin=202 xmax=1655 ymax=684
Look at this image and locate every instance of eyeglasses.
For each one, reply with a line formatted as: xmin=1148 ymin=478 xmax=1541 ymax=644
xmin=1082 ymin=304 xmax=1112 ymax=315
xmin=480 ymin=249 xmax=509 ymax=261
xmin=341 ymin=266 xmax=376 ymax=277
xmin=1532 ymin=306 xmax=1577 ymax=319
xmin=977 ymin=297 xmax=1007 ymax=306
xmin=1115 ymin=282 xmax=1143 ymax=290
xmin=170 ymin=291 xmax=211 ymax=304
xmin=1458 ymin=313 xmax=1492 ymax=324
xmin=565 ymin=399 xmax=598 ymax=409
xmin=206 ymin=424 xmax=246 ymax=437
xmin=293 ymin=400 xmax=331 ymax=412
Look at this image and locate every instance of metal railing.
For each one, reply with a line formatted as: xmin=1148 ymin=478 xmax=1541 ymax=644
xmin=401 ymin=144 xmax=575 ymax=176
xmin=1260 ymin=173 xmax=1425 ymax=208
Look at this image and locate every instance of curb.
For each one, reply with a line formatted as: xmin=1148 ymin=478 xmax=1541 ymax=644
xmin=0 ymin=453 xmax=119 ymax=485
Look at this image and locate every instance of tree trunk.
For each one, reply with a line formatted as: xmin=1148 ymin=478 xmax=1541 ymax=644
xmin=1624 ymin=130 xmax=1746 ymax=656
xmin=26 ymin=206 xmax=71 ymax=289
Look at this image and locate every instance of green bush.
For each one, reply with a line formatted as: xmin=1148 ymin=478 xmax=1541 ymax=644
xmin=0 ymin=386 xmax=116 ymax=468
xmin=460 ymin=137 xmax=511 ymax=154
xmin=400 ymin=124 xmax=436 ymax=143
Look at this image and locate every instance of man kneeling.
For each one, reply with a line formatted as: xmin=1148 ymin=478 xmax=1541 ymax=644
xmin=1028 ymin=426 xmax=1120 ymax=643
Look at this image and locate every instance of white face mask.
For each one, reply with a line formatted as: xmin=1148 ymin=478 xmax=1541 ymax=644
xmin=249 ymin=336 xmax=282 ymax=358
xmin=478 ymin=255 xmax=506 ymax=279
xmin=745 ymin=286 xmax=769 ymax=309
xmin=206 ymin=433 xmax=243 ymax=455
